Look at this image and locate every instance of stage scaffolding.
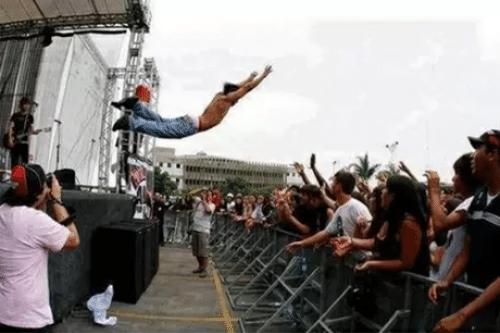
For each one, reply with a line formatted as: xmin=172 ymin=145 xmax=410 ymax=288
xmin=0 ymin=1 xmax=157 ymax=193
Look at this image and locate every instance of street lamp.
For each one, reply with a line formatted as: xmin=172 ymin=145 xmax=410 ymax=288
xmin=385 ymin=141 xmax=399 ymax=164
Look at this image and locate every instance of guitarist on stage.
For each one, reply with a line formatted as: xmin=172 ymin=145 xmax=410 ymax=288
xmin=6 ymin=97 xmax=37 ymax=167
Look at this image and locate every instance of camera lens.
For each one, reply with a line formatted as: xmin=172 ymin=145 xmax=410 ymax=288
xmin=46 ymin=174 xmax=53 ymax=187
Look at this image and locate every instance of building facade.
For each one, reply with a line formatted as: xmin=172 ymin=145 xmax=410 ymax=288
xmin=153 ymin=147 xmax=302 ymax=191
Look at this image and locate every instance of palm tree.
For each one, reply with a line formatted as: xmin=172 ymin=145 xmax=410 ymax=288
xmin=351 ymin=153 xmax=381 ymax=181
xmin=384 ymin=163 xmax=401 ymax=177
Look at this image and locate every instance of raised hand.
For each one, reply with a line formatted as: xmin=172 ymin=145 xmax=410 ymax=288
xmin=263 ymin=65 xmax=273 ymax=76
xmin=424 ymin=170 xmax=441 ymax=191
xmin=310 ymin=153 xmax=316 ymax=169
xmin=250 ymin=71 xmax=258 ymax=78
xmin=398 ymin=161 xmax=410 ymax=173
xmin=293 ymin=162 xmax=305 ymax=174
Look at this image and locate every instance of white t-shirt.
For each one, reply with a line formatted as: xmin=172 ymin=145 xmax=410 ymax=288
xmin=430 ymin=196 xmax=473 ymax=282
xmin=0 ymin=204 xmax=70 ymax=328
xmin=191 ymin=198 xmax=216 ymax=234
xmin=325 ymin=198 xmax=372 ymax=236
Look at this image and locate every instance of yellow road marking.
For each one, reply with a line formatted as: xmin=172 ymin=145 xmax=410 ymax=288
xmin=212 ymin=261 xmax=237 ymax=333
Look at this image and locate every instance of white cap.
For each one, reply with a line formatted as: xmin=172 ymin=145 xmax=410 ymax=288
xmin=227 ymin=193 xmax=234 ymax=197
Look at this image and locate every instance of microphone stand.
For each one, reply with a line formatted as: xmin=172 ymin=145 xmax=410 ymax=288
xmin=55 ymin=119 xmax=62 ymax=170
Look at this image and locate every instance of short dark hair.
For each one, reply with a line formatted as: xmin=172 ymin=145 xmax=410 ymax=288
xmin=334 ymin=171 xmax=356 ymax=195
xmin=299 ymin=184 xmax=322 ymax=199
xmin=453 ymin=153 xmax=482 ymax=193
xmin=19 ymin=97 xmax=31 ymax=106
xmin=223 ymin=83 xmax=239 ymax=95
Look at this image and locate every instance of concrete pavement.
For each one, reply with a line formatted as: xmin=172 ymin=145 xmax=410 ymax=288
xmin=52 ymin=246 xmax=237 ymax=332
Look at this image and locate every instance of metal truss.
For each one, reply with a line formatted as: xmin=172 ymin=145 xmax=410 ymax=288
xmin=115 ymin=27 xmax=146 ymax=192
xmin=98 ymin=67 xmax=125 ymax=191
xmin=0 ymin=1 xmax=151 ymax=38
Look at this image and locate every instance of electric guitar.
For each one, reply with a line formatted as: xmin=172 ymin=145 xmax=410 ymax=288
xmin=3 ymin=127 xmax=52 ymax=149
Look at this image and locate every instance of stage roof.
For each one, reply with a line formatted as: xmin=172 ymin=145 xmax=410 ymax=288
xmin=0 ymin=0 xmax=150 ymax=37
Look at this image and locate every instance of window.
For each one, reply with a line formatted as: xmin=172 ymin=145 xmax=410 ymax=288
xmin=159 ymin=162 xmax=163 ymax=167
xmin=176 ymin=178 xmax=179 ymax=184
xmin=167 ymin=163 xmax=171 ymax=168
xmin=176 ymin=164 xmax=180 ymax=168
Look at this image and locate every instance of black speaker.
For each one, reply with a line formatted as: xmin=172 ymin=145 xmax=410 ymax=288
xmin=91 ymin=224 xmax=146 ymax=303
xmin=121 ymin=218 xmax=159 ymax=288
xmin=54 ymin=169 xmax=76 ymax=190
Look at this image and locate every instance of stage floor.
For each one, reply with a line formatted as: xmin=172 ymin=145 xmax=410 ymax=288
xmin=53 ymin=246 xmax=237 ymax=332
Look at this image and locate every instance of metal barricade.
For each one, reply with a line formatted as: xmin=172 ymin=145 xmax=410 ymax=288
xmin=169 ymin=210 xmax=500 ymax=332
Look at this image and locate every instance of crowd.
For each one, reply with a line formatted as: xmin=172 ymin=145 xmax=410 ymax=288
xmin=177 ymin=129 xmax=500 ymax=332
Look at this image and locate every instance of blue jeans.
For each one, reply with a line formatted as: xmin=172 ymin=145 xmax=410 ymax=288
xmin=129 ymin=102 xmax=198 ymax=139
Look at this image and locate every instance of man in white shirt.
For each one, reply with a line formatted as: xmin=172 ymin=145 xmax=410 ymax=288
xmin=287 ymin=171 xmax=371 ymax=253
xmin=0 ymin=164 xmax=80 ymax=332
xmin=191 ymin=189 xmax=215 ymax=278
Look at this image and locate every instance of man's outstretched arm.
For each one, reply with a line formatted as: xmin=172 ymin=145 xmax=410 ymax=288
xmin=225 ymin=65 xmax=272 ymax=103
xmin=237 ymin=72 xmax=258 ymax=87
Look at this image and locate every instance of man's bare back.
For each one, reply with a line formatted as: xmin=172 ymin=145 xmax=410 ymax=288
xmin=198 ymin=65 xmax=272 ymax=131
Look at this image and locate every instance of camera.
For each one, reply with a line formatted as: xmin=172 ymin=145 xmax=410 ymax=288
xmin=46 ymin=173 xmax=53 ymax=187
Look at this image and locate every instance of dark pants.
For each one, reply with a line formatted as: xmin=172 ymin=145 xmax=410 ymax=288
xmin=10 ymin=143 xmax=28 ymax=167
xmin=157 ymin=215 xmax=165 ymax=245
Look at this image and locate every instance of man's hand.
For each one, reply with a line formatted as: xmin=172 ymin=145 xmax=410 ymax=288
xmin=356 ymin=181 xmax=370 ymax=194
xmin=49 ymin=176 xmax=62 ymax=201
xmin=332 ymin=236 xmax=353 ymax=258
xmin=433 ymin=312 xmax=467 ymax=333
xmin=293 ymin=162 xmax=305 ymax=174
xmin=354 ymin=261 xmax=371 ymax=273
xmin=424 ymin=170 xmax=441 ymax=192
xmin=250 ymin=71 xmax=258 ymax=78
xmin=286 ymin=241 xmax=302 ymax=254
xmin=263 ymin=65 xmax=273 ymax=77
xmin=310 ymin=153 xmax=316 ymax=169
xmin=428 ymin=280 xmax=450 ymax=305
xmin=398 ymin=161 xmax=410 ymax=174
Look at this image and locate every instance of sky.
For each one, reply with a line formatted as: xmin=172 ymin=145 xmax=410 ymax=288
xmin=127 ymin=0 xmax=500 ymax=185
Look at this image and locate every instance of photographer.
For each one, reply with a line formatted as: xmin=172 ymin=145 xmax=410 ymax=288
xmin=0 ymin=164 xmax=80 ymax=332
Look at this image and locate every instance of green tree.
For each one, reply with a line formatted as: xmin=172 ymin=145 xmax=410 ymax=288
xmin=154 ymin=167 xmax=177 ymax=198
xmin=222 ymin=177 xmax=251 ymax=196
xmin=351 ymin=153 xmax=381 ymax=181
xmin=383 ymin=163 xmax=401 ymax=177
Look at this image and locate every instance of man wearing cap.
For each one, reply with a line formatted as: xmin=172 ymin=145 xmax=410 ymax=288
xmin=0 ymin=164 xmax=80 ymax=332
xmin=6 ymin=97 xmax=37 ymax=167
xmin=429 ymin=130 xmax=500 ymax=332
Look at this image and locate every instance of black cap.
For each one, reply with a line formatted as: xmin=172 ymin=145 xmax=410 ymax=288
xmin=11 ymin=164 xmax=47 ymax=199
xmin=468 ymin=130 xmax=500 ymax=150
